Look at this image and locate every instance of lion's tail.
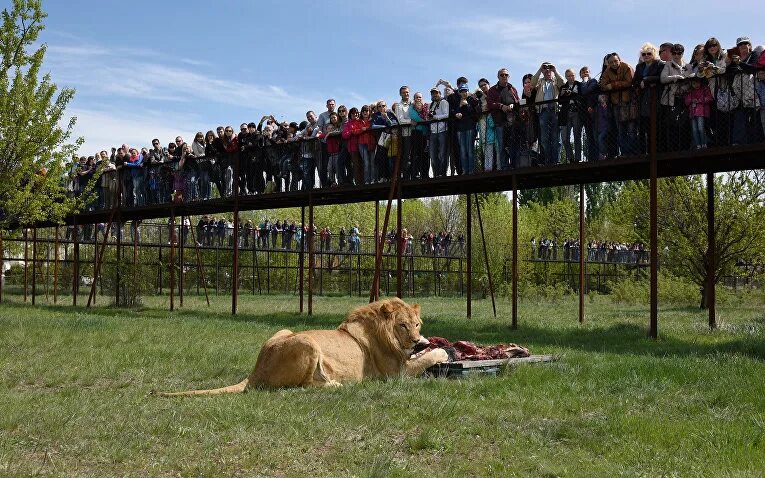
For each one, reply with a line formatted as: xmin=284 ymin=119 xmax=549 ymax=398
xmin=151 ymin=377 xmax=249 ymax=398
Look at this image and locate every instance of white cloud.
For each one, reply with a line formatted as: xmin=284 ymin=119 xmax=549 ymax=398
xmin=44 ymin=37 xmax=327 ymax=154
xmin=67 ymin=107 xmax=210 ymax=154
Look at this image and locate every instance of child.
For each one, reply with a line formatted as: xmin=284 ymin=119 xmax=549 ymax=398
xmin=684 ymin=78 xmax=713 ymax=149
xmin=323 ymin=112 xmax=342 ymax=186
xmin=596 ymin=94 xmax=612 ymax=160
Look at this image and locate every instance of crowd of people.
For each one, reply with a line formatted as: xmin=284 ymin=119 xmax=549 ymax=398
xmin=67 ymin=36 xmax=764 ymax=211
xmin=532 ymin=238 xmax=649 ymax=264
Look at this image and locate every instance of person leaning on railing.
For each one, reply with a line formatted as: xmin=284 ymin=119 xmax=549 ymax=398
xmin=100 ymin=151 xmax=117 ymax=210
xmin=633 ymin=43 xmax=665 ymax=155
xmin=486 ymin=68 xmax=520 ymax=170
xmin=600 ymin=53 xmax=636 ymax=157
xmin=409 ymin=92 xmax=430 ymax=179
xmin=660 ymin=44 xmax=689 ymax=152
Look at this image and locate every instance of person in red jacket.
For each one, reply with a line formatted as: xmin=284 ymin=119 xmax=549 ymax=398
xmin=684 ymin=78 xmax=713 ymax=149
xmin=342 ymin=107 xmax=365 ymax=185
xmin=322 ymin=112 xmax=342 ymax=186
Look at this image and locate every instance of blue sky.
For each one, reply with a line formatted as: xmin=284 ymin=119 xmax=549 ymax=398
xmin=35 ymin=0 xmax=758 ymax=154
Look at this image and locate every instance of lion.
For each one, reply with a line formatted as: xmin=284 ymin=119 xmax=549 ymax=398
xmin=154 ymin=298 xmax=449 ymax=396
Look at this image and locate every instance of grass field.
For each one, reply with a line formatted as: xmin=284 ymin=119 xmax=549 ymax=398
xmin=1 ymin=291 xmax=764 ymax=477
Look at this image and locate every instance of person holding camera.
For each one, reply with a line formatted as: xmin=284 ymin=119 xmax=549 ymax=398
xmin=486 ymin=68 xmax=520 ymax=170
xmin=559 ymin=69 xmax=584 ymax=163
xmin=531 ymin=62 xmax=565 ymax=165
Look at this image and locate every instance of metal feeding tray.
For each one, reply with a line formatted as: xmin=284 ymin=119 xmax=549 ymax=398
xmin=425 ymin=355 xmax=556 ymax=378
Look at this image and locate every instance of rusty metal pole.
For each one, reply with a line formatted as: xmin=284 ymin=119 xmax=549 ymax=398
xmin=474 ymin=194 xmax=497 ymax=319
xmin=707 ymin=172 xmax=716 ymax=329
xmin=374 ymin=200 xmax=379 ymax=301
xmin=466 ymin=194 xmax=472 ymax=319
xmin=649 ymin=88 xmax=658 ymax=339
xmin=0 ymin=230 xmax=4 ymax=303
xmin=73 ymin=223 xmax=79 ymax=306
xmin=189 ymin=221 xmax=210 ymax=307
xmin=512 ymin=175 xmax=518 ymax=330
xmin=396 ymin=181 xmax=403 ymax=298
xmin=23 ymin=228 xmax=28 ymax=302
xmin=308 ymin=194 xmax=314 ymax=316
xmin=31 ymin=227 xmax=37 ymax=305
xmin=579 ymin=183 xmax=585 ymax=324
xmin=169 ymin=208 xmax=175 ymax=312
xmin=179 ymin=218 xmax=184 ymax=308
xmin=133 ymin=220 xmax=139 ymax=306
xmin=369 ymin=126 xmax=402 ymax=303
xmin=53 ymin=226 xmax=59 ymax=304
xmin=299 ymin=206 xmax=305 ymax=313
xmin=87 ymin=211 xmax=116 ymax=307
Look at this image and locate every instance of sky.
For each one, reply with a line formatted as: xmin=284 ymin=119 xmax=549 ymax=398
xmin=32 ymin=0 xmax=759 ymax=155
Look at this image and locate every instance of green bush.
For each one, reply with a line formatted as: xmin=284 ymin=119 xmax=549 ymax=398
xmin=609 ymin=272 xmax=699 ymax=306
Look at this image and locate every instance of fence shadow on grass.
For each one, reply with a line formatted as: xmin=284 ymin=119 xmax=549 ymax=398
xmin=6 ymin=300 xmax=764 ymax=362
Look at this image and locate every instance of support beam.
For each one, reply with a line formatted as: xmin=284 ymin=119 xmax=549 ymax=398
xmin=87 ymin=209 xmax=116 ymax=307
xmin=466 ymin=194 xmax=472 ymax=319
xmin=23 ymin=228 xmax=28 ymax=302
xmin=178 ymin=218 xmax=184 ymax=308
xmin=73 ymin=223 xmax=79 ymax=306
xmin=512 ymin=175 xmax=518 ymax=330
xmin=54 ymin=224 xmax=59 ymax=305
xmin=370 ymin=132 xmax=402 ymax=303
xmin=31 ymin=227 xmax=37 ymax=305
xmin=308 ymin=195 xmax=314 ymax=316
xmin=189 ymin=221 xmax=210 ymax=307
xmin=232 ymin=153 xmax=241 ymax=315
xmin=474 ymin=194 xmax=496 ymax=319
xmin=579 ymin=184 xmax=585 ymax=324
xmin=299 ymin=206 xmax=305 ymax=313
xmin=649 ymin=88 xmax=658 ymax=339
xmin=707 ymin=172 xmax=716 ymax=329
xmin=0 ymin=231 xmax=4 ymax=303
xmin=133 ymin=221 xmax=139 ymax=306
xmin=169 ymin=208 xmax=175 ymax=312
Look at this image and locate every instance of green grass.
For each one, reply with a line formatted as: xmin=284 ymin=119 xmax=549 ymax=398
xmin=1 ymin=292 xmax=764 ymax=477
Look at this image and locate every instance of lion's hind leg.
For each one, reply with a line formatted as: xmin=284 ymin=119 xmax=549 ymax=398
xmin=250 ymin=334 xmax=327 ymax=388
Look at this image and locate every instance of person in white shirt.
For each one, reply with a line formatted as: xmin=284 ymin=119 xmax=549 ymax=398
xmin=393 ymin=86 xmax=413 ymax=179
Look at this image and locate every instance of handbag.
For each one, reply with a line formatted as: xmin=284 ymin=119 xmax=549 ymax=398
xmin=377 ymin=131 xmax=392 ymax=149
xmin=715 ymin=84 xmax=738 ymax=112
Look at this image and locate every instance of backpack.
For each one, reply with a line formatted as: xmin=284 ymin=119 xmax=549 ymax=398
xmin=715 ymin=83 xmax=739 ymax=112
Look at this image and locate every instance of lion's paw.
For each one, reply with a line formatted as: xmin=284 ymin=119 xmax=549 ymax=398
xmin=430 ymin=348 xmax=450 ymax=364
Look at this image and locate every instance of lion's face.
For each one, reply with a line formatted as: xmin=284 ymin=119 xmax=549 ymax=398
xmin=385 ymin=301 xmax=428 ymax=356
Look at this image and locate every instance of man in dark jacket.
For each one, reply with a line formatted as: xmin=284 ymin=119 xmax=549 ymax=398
xmin=486 ymin=68 xmax=520 ymax=170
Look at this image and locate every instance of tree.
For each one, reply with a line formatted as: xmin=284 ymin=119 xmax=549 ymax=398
xmin=604 ymin=174 xmax=765 ymax=309
xmin=0 ymin=0 xmax=82 ymax=229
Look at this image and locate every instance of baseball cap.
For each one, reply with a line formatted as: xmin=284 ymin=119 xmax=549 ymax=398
xmin=736 ymin=36 xmax=751 ymax=46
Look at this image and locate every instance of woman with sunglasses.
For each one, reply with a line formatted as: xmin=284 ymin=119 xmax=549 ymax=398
xmin=633 ymin=43 xmax=664 ymax=154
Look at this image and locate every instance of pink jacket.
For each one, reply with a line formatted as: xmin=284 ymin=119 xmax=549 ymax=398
xmin=684 ymin=85 xmax=713 ymax=118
